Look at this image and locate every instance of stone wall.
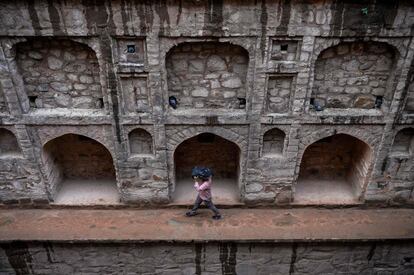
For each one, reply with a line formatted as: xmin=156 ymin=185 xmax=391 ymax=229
xmin=0 ymin=87 xmax=7 ymax=113
xmin=381 ymin=127 xmax=414 ymax=203
xmin=0 ymin=126 xmax=45 ymax=203
xmin=404 ymin=62 xmax=414 ymax=113
xmin=0 ymin=0 xmax=413 ymax=206
xmin=16 ymin=39 xmax=103 ymax=109
xmin=0 ymin=241 xmax=413 ymax=274
xmin=312 ymin=42 xmax=396 ymax=110
xmin=266 ymin=76 xmax=294 ymax=113
xmin=166 ymin=42 xmax=248 ymax=109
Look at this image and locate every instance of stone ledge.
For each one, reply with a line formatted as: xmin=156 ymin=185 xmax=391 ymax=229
xmin=1 ymin=209 xmax=413 ymax=243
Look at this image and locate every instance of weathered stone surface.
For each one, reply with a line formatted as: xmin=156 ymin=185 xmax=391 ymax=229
xmin=166 ymin=42 xmax=248 ymax=109
xmin=221 ymin=76 xmax=242 ymax=88
xmin=16 ymin=39 xmax=102 ymax=110
xmin=54 ymin=93 xmax=72 ymax=107
xmin=206 ymin=55 xmax=227 ymax=71
xmin=47 ymin=56 xmax=63 ymax=70
xmin=312 ymin=42 xmax=395 ymax=109
xmin=353 ymin=95 xmax=376 ymax=108
xmin=191 ymin=87 xmax=209 ymax=97
xmin=0 ymin=241 xmax=414 ymax=274
xmin=50 ymin=82 xmax=71 ymax=92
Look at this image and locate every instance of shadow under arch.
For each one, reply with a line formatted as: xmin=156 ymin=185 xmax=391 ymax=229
xmin=294 ymin=133 xmax=373 ymax=205
xmin=42 ymin=134 xmax=119 ymax=205
xmin=172 ymin=132 xmax=241 ymax=205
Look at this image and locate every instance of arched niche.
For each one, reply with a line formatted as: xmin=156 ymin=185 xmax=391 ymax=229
xmin=172 ymin=133 xmax=240 ymax=204
xmin=15 ymin=38 xmax=103 ymax=110
xmin=262 ymin=128 xmax=286 ymax=157
xmin=391 ymin=128 xmax=414 ymax=156
xmin=295 ymin=134 xmax=373 ymax=205
xmin=128 ymin=129 xmax=153 ymax=156
xmin=166 ymin=42 xmax=249 ymax=109
xmin=42 ymin=134 xmax=118 ymax=205
xmin=0 ymin=129 xmax=22 ymax=158
xmin=311 ymin=42 xmax=397 ymax=110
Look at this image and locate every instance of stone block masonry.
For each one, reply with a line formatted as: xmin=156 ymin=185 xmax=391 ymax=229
xmin=166 ymin=42 xmax=248 ymax=109
xmin=0 ymin=241 xmax=413 ymax=275
xmin=0 ymin=0 xmax=412 ymax=206
xmin=16 ymin=39 xmax=103 ymax=109
xmin=312 ymin=42 xmax=396 ymax=110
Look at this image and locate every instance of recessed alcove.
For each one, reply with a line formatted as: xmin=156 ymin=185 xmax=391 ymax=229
xmin=311 ymin=42 xmax=396 ymax=111
xmin=262 ymin=128 xmax=286 ymax=157
xmin=166 ymin=42 xmax=249 ymax=110
xmin=0 ymin=129 xmax=22 ymax=158
xmin=42 ymin=134 xmax=119 ymax=205
xmin=16 ymin=39 xmax=103 ymax=110
xmin=128 ymin=129 xmax=153 ymax=156
xmin=295 ymin=134 xmax=372 ymax=205
xmin=391 ymin=128 xmax=414 ymax=156
xmin=172 ymin=133 xmax=240 ymax=205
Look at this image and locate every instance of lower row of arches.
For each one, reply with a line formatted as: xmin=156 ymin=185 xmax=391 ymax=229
xmin=1 ymin=128 xmax=413 ymax=205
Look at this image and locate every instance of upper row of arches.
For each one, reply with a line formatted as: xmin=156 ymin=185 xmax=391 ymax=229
xmin=2 ymin=38 xmax=411 ymax=114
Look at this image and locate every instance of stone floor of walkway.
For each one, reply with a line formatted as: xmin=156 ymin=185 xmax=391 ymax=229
xmin=1 ymin=208 xmax=414 ymax=242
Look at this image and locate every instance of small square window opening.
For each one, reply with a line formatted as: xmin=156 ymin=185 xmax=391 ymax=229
xmin=127 ymin=45 xmax=136 ymax=53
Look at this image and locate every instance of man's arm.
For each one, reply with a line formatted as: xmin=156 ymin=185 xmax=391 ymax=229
xmin=197 ymin=177 xmax=211 ymax=191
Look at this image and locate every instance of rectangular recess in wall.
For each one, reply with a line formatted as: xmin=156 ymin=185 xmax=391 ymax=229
xmin=119 ymin=74 xmax=151 ymax=114
xmin=270 ymin=38 xmax=301 ymax=61
xmin=116 ymin=37 xmax=146 ymax=72
xmin=265 ymin=74 xmax=296 ymax=114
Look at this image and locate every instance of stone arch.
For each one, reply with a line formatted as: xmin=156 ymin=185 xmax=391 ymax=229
xmin=171 ymin=132 xmax=241 ymax=204
xmin=165 ymin=41 xmax=249 ymax=109
xmin=295 ymin=133 xmax=373 ymax=205
xmin=391 ymin=128 xmax=414 ymax=156
xmin=42 ymin=134 xmax=119 ymax=205
xmin=311 ymin=41 xmax=397 ymax=110
xmin=262 ymin=128 xmax=286 ymax=156
xmin=0 ymin=128 xmax=22 ymax=158
xmin=169 ymin=127 xmax=247 ymax=153
xmin=128 ymin=128 xmax=153 ymax=155
xmin=15 ymin=38 xmax=103 ymax=109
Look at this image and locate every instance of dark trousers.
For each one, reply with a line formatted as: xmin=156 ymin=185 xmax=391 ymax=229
xmin=191 ymin=195 xmax=220 ymax=215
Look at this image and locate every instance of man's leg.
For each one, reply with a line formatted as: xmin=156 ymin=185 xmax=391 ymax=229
xmin=186 ymin=195 xmax=202 ymax=216
xmin=204 ymin=199 xmax=221 ymax=219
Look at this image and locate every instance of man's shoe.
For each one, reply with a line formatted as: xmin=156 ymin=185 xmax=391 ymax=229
xmin=186 ymin=211 xmax=197 ymax=217
xmin=212 ymin=214 xmax=222 ymax=220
